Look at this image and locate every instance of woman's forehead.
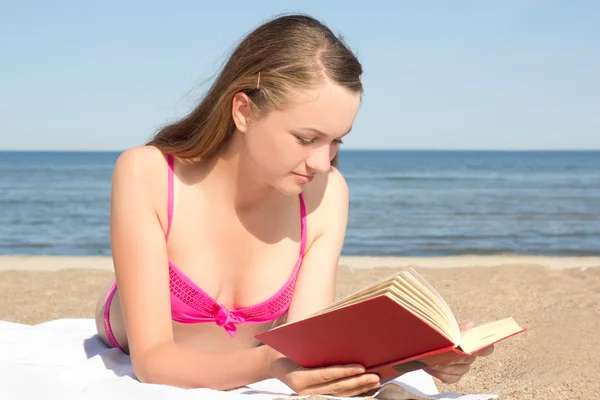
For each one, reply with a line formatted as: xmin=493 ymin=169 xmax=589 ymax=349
xmin=274 ymin=84 xmax=360 ymax=136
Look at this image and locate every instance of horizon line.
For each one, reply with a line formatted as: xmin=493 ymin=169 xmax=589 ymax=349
xmin=1 ymin=148 xmax=599 ymax=152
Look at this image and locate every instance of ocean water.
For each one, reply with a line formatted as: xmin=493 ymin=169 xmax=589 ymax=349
xmin=0 ymin=150 xmax=598 ymax=257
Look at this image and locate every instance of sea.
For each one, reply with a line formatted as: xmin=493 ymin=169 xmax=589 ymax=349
xmin=0 ymin=150 xmax=599 ymax=257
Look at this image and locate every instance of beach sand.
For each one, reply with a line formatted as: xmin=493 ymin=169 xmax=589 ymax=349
xmin=1 ymin=255 xmax=599 ymax=399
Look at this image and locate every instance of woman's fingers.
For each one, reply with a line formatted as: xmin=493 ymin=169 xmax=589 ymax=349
xmin=290 ymin=363 xmax=364 ymax=389
xmin=336 ymin=380 xmax=382 ymax=398
xmin=315 ymin=364 xmax=366 ymax=384
xmin=425 ymin=364 xmax=471 ymax=384
xmin=459 ymin=321 xmax=476 ymax=331
xmin=300 ymin=373 xmax=380 ymax=397
xmin=426 ymin=370 xmax=464 ymax=384
xmin=473 ymin=345 xmax=495 ymax=357
xmin=446 ymin=355 xmax=477 ymax=366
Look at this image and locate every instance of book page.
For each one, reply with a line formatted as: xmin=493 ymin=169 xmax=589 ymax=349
xmin=402 ymin=269 xmax=461 ymax=341
xmin=384 ymin=289 xmax=446 ymax=333
xmin=459 ymin=317 xmax=524 ymax=354
xmin=311 ymin=268 xmax=461 ymax=344
xmin=315 ymin=274 xmax=402 ymax=315
xmin=311 ymin=280 xmax=454 ymax=341
xmin=394 ymin=274 xmax=460 ymax=343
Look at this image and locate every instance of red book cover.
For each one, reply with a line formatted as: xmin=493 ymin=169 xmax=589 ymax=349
xmin=369 ymin=326 xmax=526 ymax=383
xmin=255 ymin=295 xmax=456 ymax=371
xmin=369 ymin=346 xmax=463 ymax=382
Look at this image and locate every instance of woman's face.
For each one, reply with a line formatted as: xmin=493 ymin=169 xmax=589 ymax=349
xmin=234 ymin=81 xmax=361 ymax=195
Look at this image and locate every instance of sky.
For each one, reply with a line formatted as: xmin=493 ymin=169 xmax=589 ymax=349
xmin=1 ymin=1 xmax=599 ymax=151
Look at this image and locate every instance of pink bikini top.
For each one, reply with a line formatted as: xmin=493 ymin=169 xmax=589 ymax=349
xmin=165 ymin=155 xmax=307 ymax=337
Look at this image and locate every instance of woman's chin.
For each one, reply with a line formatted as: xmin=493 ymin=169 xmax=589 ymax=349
xmin=272 ymin=180 xmax=306 ymax=196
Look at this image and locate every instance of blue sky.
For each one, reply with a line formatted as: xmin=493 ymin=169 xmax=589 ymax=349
xmin=1 ymin=1 xmax=598 ymax=151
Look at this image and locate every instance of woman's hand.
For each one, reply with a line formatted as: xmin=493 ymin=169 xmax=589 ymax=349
xmin=265 ymin=348 xmax=380 ymax=397
xmin=424 ymin=322 xmax=495 ymax=384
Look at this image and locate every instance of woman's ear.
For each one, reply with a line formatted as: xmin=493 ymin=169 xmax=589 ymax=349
xmin=231 ymin=92 xmax=252 ymax=133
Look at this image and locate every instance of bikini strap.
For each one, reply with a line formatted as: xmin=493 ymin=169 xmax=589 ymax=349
xmin=165 ymin=154 xmax=175 ymax=241
xmin=299 ymin=192 xmax=307 ymax=256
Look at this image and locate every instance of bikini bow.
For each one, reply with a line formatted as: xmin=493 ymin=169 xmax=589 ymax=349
xmin=215 ymin=304 xmax=245 ymax=337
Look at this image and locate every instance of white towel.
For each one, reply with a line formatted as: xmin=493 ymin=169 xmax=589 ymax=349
xmin=0 ymin=319 xmax=497 ymax=400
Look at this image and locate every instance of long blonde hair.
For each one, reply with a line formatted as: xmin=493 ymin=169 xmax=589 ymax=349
xmin=147 ymin=14 xmax=363 ymax=167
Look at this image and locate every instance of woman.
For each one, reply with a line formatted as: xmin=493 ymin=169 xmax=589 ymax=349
xmin=94 ymin=14 xmax=492 ymax=397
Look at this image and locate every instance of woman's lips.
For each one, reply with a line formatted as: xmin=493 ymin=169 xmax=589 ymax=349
xmin=293 ymin=172 xmax=314 ymax=183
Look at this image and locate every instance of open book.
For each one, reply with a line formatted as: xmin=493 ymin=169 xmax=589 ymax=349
xmin=255 ymin=267 xmax=526 ymax=383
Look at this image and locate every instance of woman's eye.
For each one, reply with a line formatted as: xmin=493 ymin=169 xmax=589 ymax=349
xmin=296 ymin=136 xmax=315 ymax=145
xmin=294 ymin=135 xmax=344 ymax=146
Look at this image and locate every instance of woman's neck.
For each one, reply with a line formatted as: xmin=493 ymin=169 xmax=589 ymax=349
xmin=204 ymin=132 xmax=283 ymax=211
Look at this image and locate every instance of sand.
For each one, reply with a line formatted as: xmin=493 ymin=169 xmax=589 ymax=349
xmin=1 ymin=255 xmax=599 ymax=399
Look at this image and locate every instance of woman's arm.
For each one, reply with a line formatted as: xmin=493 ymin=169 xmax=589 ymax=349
xmin=286 ymin=166 xmax=349 ymax=323
xmin=264 ymin=168 xmax=383 ymax=397
xmin=110 ymin=147 xmax=272 ymax=389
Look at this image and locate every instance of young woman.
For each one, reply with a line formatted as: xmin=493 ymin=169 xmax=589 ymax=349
xmin=94 ymin=14 xmax=493 ymax=397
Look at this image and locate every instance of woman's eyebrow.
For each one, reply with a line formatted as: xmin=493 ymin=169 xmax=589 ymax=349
xmin=297 ymin=127 xmax=353 ymax=137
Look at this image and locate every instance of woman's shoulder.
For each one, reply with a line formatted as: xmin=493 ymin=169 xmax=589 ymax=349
xmin=303 ymin=166 xmax=349 ymax=221
xmin=317 ymin=166 xmax=348 ymax=201
xmin=111 ymin=145 xmax=170 ymax=204
xmin=114 ymin=145 xmax=168 ymax=176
